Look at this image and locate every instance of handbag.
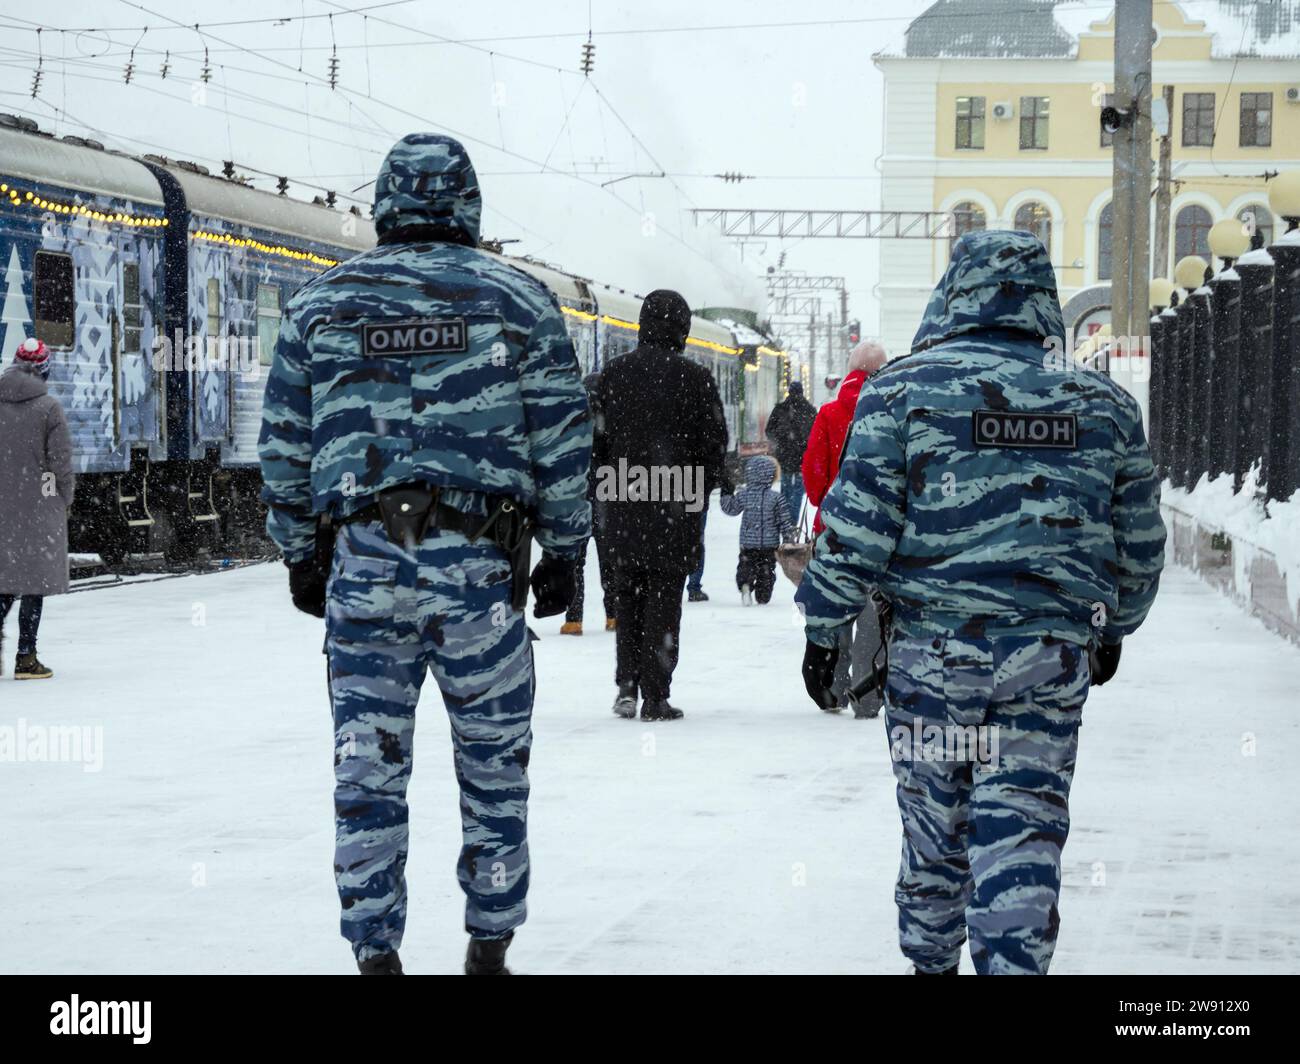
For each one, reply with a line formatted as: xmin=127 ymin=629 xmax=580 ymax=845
xmin=777 ymin=499 xmax=815 ymax=587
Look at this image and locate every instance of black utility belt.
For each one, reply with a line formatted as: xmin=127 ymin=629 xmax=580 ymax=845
xmin=342 ymin=495 xmax=489 ymax=542
xmin=339 ymin=484 xmax=534 ymax=610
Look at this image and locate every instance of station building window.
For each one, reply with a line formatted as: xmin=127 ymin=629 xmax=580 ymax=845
xmin=1182 ymin=92 xmax=1216 ymax=147
xmin=1097 ymin=201 xmax=1113 ymax=281
xmin=955 ymin=96 xmax=985 ymax=149
xmin=1239 ymin=92 xmax=1272 ymax=147
xmin=1019 ymin=96 xmax=1049 ymax=150
xmin=1013 ymin=201 xmax=1052 ymax=251
xmin=948 ymin=201 xmax=986 ymax=257
xmin=1175 ymin=204 xmax=1213 ymax=261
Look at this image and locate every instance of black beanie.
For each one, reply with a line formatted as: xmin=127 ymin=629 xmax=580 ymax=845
xmin=638 ymin=289 xmax=692 ymax=352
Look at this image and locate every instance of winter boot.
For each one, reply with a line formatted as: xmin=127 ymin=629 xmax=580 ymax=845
xmin=912 ymin=963 xmax=958 ymax=975
xmin=465 ymin=933 xmax=512 ymax=975
xmin=740 ymin=584 xmax=752 ymax=606
xmin=687 ymin=589 xmax=709 ymax=603
xmin=851 ymin=695 xmax=882 ymax=720
xmin=605 ymin=616 xmax=617 ymax=631
xmin=13 ymin=654 xmax=52 ymax=680
xmin=560 ymin=621 xmax=583 ymax=635
xmin=641 ymin=699 xmax=684 ymax=722
xmin=612 ymin=684 xmax=638 ymax=719
xmin=357 ymin=950 xmax=403 ymax=975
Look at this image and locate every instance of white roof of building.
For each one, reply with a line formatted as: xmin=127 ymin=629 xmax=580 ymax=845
xmin=878 ymin=1 xmax=1300 ymax=60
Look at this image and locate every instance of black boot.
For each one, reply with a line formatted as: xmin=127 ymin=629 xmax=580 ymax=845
xmin=13 ymin=653 xmax=52 ymax=680
xmin=641 ymin=699 xmax=683 ymax=721
xmin=465 ymin=933 xmax=513 ymax=975
xmin=612 ymin=684 xmax=638 ymax=719
xmin=357 ymin=950 xmax=403 ymax=975
xmin=912 ymin=963 xmax=958 ymax=975
xmin=687 ymin=588 xmax=708 ymax=602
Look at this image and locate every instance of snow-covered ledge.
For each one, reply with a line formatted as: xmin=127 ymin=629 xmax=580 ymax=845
xmin=1160 ymin=470 xmax=1300 ymax=645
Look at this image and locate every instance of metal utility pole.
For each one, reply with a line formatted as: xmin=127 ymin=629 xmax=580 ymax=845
xmin=1153 ymin=84 xmax=1175 ymax=279
xmin=1111 ymin=0 xmax=1154 ymax=403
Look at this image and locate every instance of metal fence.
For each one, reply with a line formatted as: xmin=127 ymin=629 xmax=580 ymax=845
xmin=1148 ymin=227 xmax=1300 ymax=502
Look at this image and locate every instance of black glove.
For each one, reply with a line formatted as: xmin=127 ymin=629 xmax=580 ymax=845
xmin=802 ymin=640 xmax=840 ymax=710
xmin=287 ymin=556 xmax=327 ymax=618
xmin=530 ymin=552 xmax=576 ymax=618
xmin=1088 ymin=640 xmax=1122 ymax=687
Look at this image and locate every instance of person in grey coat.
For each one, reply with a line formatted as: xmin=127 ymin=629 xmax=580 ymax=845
xmin=0 ymin=338 xmax=75 ymax=679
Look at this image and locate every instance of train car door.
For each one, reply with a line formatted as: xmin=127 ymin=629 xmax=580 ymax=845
xmin=191 ymin=270 xmax=231 ymax=446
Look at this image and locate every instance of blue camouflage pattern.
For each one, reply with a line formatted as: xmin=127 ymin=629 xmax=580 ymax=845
xmin=795 ymin=230 xmax=1166 ymax=975
xmin=796 ymin=229 xmax=1166 ymax=648
xmin=328 ymin=520 xmax=533 ymax=958
xmin=258 ymin=133 xmax=591 ymax=962
xmin=885 ymin=633 xmax=1089 ymax=975
xmin=258 ymin=132 xmax=592 ymax=564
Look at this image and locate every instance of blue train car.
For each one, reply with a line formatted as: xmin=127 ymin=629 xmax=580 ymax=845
xmin=0 ymin=117 xmax=170 ymax=558
xmin=140 ymin=158 xmax=375 ymax=552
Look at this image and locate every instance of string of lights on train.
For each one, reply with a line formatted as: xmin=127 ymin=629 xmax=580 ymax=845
xmin=2 ymin=174 xmax=341 ymax=268
xmin=561 ymin=305 xmax=787 ymax=369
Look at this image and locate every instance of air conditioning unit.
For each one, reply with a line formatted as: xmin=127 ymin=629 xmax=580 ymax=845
xmin=992 ymin=100 xmax=1015 ymax=120
xmin=1286 ymin=86 xmax=1300 ymax=103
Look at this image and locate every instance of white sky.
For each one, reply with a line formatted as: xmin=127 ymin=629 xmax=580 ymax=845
xmin=0 ymin=0 xmax=938 ymax=342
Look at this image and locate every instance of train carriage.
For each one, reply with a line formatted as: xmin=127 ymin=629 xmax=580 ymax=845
xmin=0 ymin=112 xmax=787 ymax=566
xmin=0 ymin=119 xmax=170 ymax=557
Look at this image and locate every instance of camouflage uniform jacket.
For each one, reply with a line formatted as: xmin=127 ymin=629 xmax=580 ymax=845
xmin=796 ymin=230 xmax=1166 ymax=648
xmin=259 ymin=133 xmax=592 ymax=563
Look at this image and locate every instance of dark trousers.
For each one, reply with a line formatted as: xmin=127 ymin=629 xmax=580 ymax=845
xmin=735 ymin=549 xmax=777 ymax=604
xmin=0 ymin=594 xmax=43 ymax=655
xmin=687 ymin=511 xmax=707 ymax=593
xmin=612 ymin=566 xmax=689 ymax=701
xmin=565 ymin=534 xmax=617 ymax=624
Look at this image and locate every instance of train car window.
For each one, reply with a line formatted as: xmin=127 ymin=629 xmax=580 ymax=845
xmin=33 ymin=251 xmax=76 ymax=348
xmin=122 ymin=262 xmax=143 ymax=354
xmin=256 ymin=284 xmax=281 ymax=367
xmin=206 ymin=277 xmax=221 ymax=350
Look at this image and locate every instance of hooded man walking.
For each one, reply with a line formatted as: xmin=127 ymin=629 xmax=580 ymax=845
xmin=0 ymin=338 xmax=75 ymax=680
xmin=796 ymin=231 xmax=1165 ymax=975
xmin=593 ymin=290 xmax=728 ymax=721
xmin=259 ymin=133 xmax=591 ymax=976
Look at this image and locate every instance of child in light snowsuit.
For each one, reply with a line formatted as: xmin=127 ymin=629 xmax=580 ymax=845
xmin=720 ymin=454 xmax=795 ymax=605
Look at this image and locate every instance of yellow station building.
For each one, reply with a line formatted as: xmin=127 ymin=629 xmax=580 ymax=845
xmin=874 ymin=0 xmax=1300 ymax=356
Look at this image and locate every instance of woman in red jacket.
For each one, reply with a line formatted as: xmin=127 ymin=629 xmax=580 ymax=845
xmin=801 ymin=340 xmax=887 ymax=716
xmin=802 ymin=341 xmax=887 ymax=534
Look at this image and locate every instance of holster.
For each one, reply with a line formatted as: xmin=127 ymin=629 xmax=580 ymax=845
xmin=469 ymin=499 xmax=534 ymax=612
xmin=375 ymin=486 xmax=437 ymax=548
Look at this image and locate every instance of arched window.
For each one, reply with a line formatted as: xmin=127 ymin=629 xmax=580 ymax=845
xmin=1237 ymin=204 xmax=1273 ymax=248
xmin=948 ymin=201 xmax=985 ymax=256
xmin=1097 ymin=201 xmax=1114 ymax=281
xmin=1175 ymin=204 xmax=1213 ymax=260
xmin=1014 ymin=201 xmax=1052 ymax=251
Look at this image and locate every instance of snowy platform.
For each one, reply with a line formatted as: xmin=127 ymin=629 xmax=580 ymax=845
xmin=4 ymin=500 xmax=1300 ymax=974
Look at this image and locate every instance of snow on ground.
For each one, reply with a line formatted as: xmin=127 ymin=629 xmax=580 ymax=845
xmin=3 ymin=496 xmax=1300 ymax=974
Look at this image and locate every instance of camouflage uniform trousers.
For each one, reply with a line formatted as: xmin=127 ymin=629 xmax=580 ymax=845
xmin=883 ymin=627 xmax=1090 ymax=975
xmin=326 ymin=519 xmax=533 ymax=962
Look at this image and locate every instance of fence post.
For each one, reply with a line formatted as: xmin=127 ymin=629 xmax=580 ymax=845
xmin=1236 ymin=235 xmax=1274 ymax=492
xmin=1189 ymin=279 xmax=1213 ymax=487
xmin=1208 ymin=265 xmax=1242 ymax=487
xmin=1269 ymin=232 xmax=1300 ymax=502
xmin=1148 ymin=310 xmax=1166 ymax=474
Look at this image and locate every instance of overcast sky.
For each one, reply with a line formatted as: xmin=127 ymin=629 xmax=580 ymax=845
xmin=1 ymin=0 xmax=938 ymax=343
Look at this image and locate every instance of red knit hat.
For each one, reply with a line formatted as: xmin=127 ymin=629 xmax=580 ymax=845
xmin=14 ymin=337 xmax=49 ymax=370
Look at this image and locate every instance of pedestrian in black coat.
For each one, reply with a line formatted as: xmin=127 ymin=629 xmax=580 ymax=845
xmin=764 ymin=381 xmax=817 ymax=521
xmin=592 ymin=289 xmax=728 ymax=721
